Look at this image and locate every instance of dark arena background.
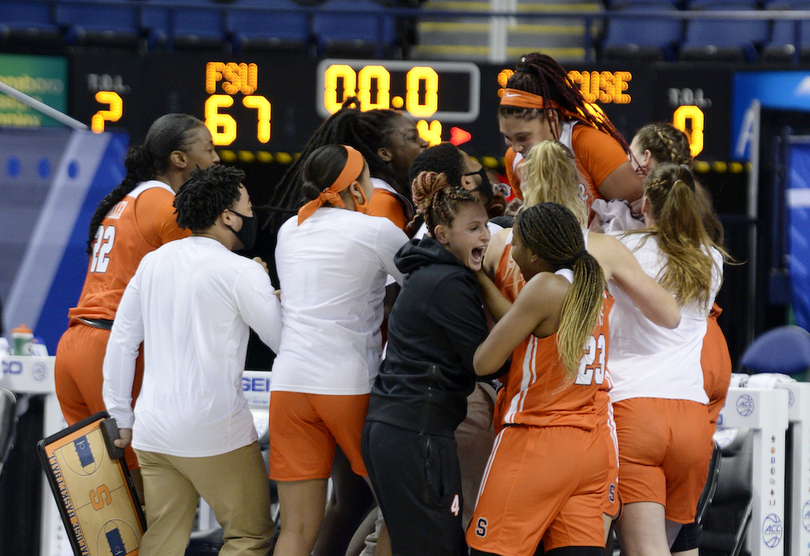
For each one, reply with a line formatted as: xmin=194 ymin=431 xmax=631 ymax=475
xmin=2 ymin=1 xmax=810 ymax=555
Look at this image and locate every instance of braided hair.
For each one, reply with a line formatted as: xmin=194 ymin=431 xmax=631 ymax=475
xmin=632 ymin=123 xmax=724 ymax=244
xmin=634 ymin=123 xmax=692 ymax=168
xmin=514 ymin=202 xmax=605 ymax=380
xmin=85 ymin=113 xmax=204 ymax=254
xmin=631 ymin=163 xmax=726 ymax=309
xmin=500 ymin=52 xmax=629 ymax=151
xmin=411 ymin=171 xmax=480 ymax=238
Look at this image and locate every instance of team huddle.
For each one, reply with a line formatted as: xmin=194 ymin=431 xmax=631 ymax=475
xmin=52 ymin=52 xmax=730 ymax=556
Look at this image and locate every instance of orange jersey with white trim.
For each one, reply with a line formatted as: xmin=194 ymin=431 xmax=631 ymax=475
xmin=495 ymin=291 xmax=612 ymax=431
xmin=69 ymin=180 xmax=190 ymax=321
xmin=493 ymin=236 xmax=524 ymax=304
xmin=493 ymin=236 xmax=613 ymax=430
xmin=505 ymin=122 xmax=627 ymax=207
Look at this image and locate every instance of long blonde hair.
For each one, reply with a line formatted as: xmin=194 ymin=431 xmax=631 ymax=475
xmin=634 ymin=163 xmax=725 ymax=309
xmin=515 ymin=203 xmax=605 ymax=380
xmin=521 ymin=140 xmax=588 ymax=227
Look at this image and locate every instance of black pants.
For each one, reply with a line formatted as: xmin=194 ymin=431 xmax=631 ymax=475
xmin=361 ymin=421 xmax=466 ymax=556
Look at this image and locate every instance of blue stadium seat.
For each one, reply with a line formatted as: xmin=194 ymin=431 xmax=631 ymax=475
xmin=142 ymin=0 xmax=229 ymax=51
xmin=762 ymin=1 xmax=810 ymax=62
xmin=601 ymin=5 xmax=683 ymax=61
xmin=0 ymin=0 xmax=63 ymax=48
xmin=741 ymin=325 xmax=810 ymax=376
xmin=228 ymin=0 xmax=311 ymax=52
xmin=55 ymin=0 xmax=142 ymax=49
xmin=312 ymin=0 xmax=398 ymax=58
xmin=609 ymin=0 xmax=683 ymax=8
xmin=685 ymin=0 xmax=757 ymax=6
xmin=680 ymin=3 xmax=769 ymax=63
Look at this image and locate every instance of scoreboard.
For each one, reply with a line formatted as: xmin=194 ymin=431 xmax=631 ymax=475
xmin=66 ymin=50 xmax=735 ymax=162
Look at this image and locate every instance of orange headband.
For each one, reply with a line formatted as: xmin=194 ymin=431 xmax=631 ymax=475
xmin=500 ymin=88 xmax=603 ymax=129
xmin=298 ymin=145 xmax=365 ymax=225
xmin=500 ymin=88 xmax=558 ymax=110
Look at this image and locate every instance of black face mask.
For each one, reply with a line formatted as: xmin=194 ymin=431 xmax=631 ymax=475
xmin=227 ymin=210 xmax=257 ymax=251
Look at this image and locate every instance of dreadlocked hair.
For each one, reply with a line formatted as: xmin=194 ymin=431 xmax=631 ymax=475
xmin=631 ymin=162 xmax=726 ymax=309
xmin=411 ymin=171 xmax=479 ymax=237
xmin=86 ymin=114 xmax=204 ymax=254
xmin=500 ymin=52 xmax=629 ymax=151
xmin=267 ymin=98 xmax=409 ymax=218
xmin=521 ymin=140 xmax=588 ymax=227
xmin=174 ymin=165 xmax=245 ymax=232
xmin=515 ymin=203 xmax=605 ymax=381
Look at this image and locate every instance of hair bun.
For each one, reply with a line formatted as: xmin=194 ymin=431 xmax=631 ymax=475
xmin=411 ymin=171 xmax=449 ymax=213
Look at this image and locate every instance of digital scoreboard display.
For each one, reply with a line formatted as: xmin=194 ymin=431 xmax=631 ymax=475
xmin=68 ymin=52 xmax=733 ymax=162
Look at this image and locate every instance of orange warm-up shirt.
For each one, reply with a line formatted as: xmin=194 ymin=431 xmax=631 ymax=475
xmin=505 ymin=123 xmax=628 ymax=208
xmin=368 ymin=189 xmax=408 ymax=231
xmin=69 ymin=180 xmax=190 ymax=321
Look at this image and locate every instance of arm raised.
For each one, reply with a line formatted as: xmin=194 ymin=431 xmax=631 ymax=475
xmin=589 ymin=232 xmax=681 ymax=329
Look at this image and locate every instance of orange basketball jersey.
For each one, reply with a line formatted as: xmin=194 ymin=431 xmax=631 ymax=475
xmin=493 ymin=237 xmax=613 ymax=430
xmin=69 ymin=181 xmax=189 ymax=321
xmin=496 ymin=292 xmax=612 ymax=431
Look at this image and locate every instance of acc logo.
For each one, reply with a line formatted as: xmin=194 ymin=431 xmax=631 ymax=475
xmin=762 ymin=513 xmax=783 ymax=548
xmin=789 ymin=389 xmax=795 ymax=408
xmin=609 ymin=483 xmax=615 ymax=503
xmin=803 ymin=501 xmax=810 ymax=532
xmin=32 ymin=361 xmax=48 ymax=381
xmin=1 ymin=360 xmax=22 ymax=375
xmin=736 ymin=394 xmax=755 ymax=417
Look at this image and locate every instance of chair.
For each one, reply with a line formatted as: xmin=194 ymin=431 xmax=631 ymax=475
xmin=0 ymin=387 xmax=17 ymax=479
xmin=0 ymin=0 xmax=63 ymax=49
xmin=142 ymin=0 xmax=229 ymax=51
xmin=741 ymin=325 xmax=810 ymax=376
xmin=609 ymin=0 xmax=683 ymax=7
xmin=685 ymin=0 xmax=758 ymax=6
xmin=312 ymin=0 xmax=398 ymax=58
xmin=601 ymin=5 xmax=683 ymax=61
xmin=227 ymin=0 xmax=311 ymax=52
xmin=679 ymin=2 xmax=769 ymax=63
xmin=697 ymin=440 xmax=723 ymax=524
xmin=761 ymin=1 xmax=810 ymax=62
xmin=55 ymin=0 xmax=142 ymax=49
xmin=700 ymin=429 xmax=754 ymax=556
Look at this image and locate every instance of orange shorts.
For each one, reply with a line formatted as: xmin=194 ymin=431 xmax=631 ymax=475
xmin=600 ymin=399 xmax=621 ymax=519
xmin=613 ymin=398 xmax=713 ymax=524
xmin=268 ymin=391 xmax=369 ymax=481
xmin=467 ymin=425 xmax=609 ymax=555
xmin=702 ymin=311 xmax=732 ymax=427
xmin=54 ymin=321 xmax=143 ymax=470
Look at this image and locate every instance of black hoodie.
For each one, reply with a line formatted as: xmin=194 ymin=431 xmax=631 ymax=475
xmin=366 ymin=236 xmax=490 ymax=437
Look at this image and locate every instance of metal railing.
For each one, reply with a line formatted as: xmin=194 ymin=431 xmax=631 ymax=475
xmin=7 ymin=0 xmax=810 ymax=63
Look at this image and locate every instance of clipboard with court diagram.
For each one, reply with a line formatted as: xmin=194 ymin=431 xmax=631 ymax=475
xmin=38 ymin=411 xmax=146 ymax=556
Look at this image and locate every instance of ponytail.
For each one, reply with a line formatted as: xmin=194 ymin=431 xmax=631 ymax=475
xmin=636 ymin=163 xmax=724 ymax=309
xmin=85 ymin=145 xmax=154 ymax=253
xmin=515 ymin=203 xmax=605 ymax=380
xmin=85 ymin=113 xmax=204 ymax=254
